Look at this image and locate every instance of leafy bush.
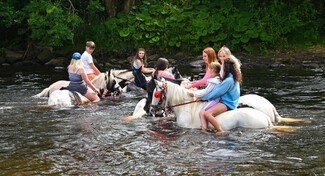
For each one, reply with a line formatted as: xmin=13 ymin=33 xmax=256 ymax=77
xmin=23 ymin=0 xmax=82 ymax=47
xmin=99 ymin=0 xmax=322 ymax=55
xmin=1 ymin=0 xmax=323 ymax=56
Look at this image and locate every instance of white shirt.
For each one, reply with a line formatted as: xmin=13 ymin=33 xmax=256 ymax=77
xmin=194 ymin=76 xmax=221 ymax=98
xmin=81 ymin=51 xmax=94 ymax=74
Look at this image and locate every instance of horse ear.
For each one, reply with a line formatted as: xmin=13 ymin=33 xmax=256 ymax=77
xmin=105 ymin=71 xmax=108 ymax=80
xmin=154 ymin=79 xmax=161 ymax=86
xmin=161 ymin=77 xmax=165 ymax=83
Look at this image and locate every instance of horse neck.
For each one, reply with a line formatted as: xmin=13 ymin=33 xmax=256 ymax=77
xmin=92 ymin=73 xmax=105 ymax=89
xmin=113 ymin=70 xmax=134 ymax=80
xmin=166 ymin=82 xmax=191 ymax=105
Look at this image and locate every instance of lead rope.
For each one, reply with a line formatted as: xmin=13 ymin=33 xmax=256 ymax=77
xmin=167 ymin=99 xmax=204 ymax=109
xmin=162 ymin=80 xmax=169 ymax=116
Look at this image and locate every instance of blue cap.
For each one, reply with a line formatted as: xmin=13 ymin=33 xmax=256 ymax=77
xmin=72 ymin=52 xmax=81 ymax=60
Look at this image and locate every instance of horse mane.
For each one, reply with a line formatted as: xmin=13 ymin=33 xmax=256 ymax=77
xmin=165 ymin=81 xmax=192 ymax=104
xmin=92 ymin=73 xmax=106 ymax=89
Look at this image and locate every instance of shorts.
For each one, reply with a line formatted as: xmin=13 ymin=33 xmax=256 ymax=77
xmin=66 ymin=82 xmax=88 ymax=95
xmin=202 ymin=98 xmax=220 ymax=111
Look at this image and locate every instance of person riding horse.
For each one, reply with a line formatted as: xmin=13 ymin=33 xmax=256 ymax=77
xmin=65 ymin=52 xmax=100 ymax=102
xmin=132 ymin=48 xmax=155 ymax=90
xmin=144 ymin=58 xmax=176 ymax=113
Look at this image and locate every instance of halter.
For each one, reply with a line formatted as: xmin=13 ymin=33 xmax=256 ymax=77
xmin=150 ymin=80 xmax=167 ymax=112
xmin=150 ymin=80 xmax=203 ymax=115
xmin=103 ymin=70 xmax=121 ymax=97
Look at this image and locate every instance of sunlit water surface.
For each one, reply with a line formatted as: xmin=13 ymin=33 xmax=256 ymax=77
xmin=0 ymin=66 xmax=324 ymax=175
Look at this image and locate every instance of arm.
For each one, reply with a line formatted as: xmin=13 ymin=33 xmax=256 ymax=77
xmin=158 ymin=70 xmax=175 ymax=79
xmin=89 ymin=63 xmax=100 ymax=75
xmin=194 ymin=82 xmax=215 ymax=98
xmin=201 ymin=77 xmax=233 ymax=100
xmin=141 ymin=67 xmax=155 ymax=74
xmin=79 ymin=68 xmax=99 ymax=93
xmin=191 ymin=68 xmax=212 ymax=88
xmin=134 ymin=59 xmax=155 ymax=74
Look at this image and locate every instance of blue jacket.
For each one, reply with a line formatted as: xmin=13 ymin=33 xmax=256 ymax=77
xmin=201 ymin=74 xmax=240 ymax=110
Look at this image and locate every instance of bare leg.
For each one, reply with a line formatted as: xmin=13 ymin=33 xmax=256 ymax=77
xmin=85 ymin=89 xmax=100 ymax=102
xmin=204 ymin=103 xmax=228 ymax=131
xmin=199 ymin=109 xmax=208 ymax=130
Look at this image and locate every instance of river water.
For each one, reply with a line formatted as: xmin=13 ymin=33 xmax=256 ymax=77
xmin=0 ymin=65 xmax=324 ymax=175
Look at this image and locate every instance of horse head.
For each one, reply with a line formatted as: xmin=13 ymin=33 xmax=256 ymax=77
xmin=150 ymin=78 xmax=168 ymax=116
xmin=102 ymin=70 xmax=124 ymax=97
xmin=167 ymin=67 xmax=192 ymax=85
xmin=150 ymin=78 xmax=197 ymax=116
xmin=169 ymin=67 xmax=182 ymax=79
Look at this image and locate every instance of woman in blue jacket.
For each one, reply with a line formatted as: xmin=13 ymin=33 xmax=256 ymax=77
xmin=201 ymin=57 xmax=243 ymax=132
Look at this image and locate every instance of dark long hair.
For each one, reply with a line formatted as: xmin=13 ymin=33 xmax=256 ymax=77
xmin=153 ymin=58 xmax=169 ymax=78
xmin=134 ymin=48 xmax=148 ymax=66
xmin=222 ymin=58 xmax=243 ymax=85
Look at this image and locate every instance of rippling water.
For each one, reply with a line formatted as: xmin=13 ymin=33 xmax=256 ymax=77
xmin=0 ymin=66 xmax=324 ymax=175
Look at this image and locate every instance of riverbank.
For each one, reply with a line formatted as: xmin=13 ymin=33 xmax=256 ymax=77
xmin=238 ymin=45 xmax=325 ymax=71
xmin=1 ymin=46 xmax=324 ymax=72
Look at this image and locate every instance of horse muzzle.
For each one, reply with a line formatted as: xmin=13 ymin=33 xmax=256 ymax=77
xmin=150 ymin=105 xmax=165 ymax=117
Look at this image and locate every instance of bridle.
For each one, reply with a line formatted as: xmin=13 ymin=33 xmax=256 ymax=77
xmin=101 ymin=70 xmax=122 ymax=97
xmin=150 ymin=80 xmax=168 ymax=116
xmin=150 ymin=80 xmax=203 ymax=116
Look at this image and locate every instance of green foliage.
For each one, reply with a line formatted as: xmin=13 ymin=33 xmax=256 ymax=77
xmin=0 ymin=1 xmax=17 ymax=28
xmin=1 ymin=0 xmax=324 ymax=55
xmin=0 ymin=1 xmax=28 ymax=48
xmin=97 ymin=0 xmax=322 ymax=55
xmin=23 ymin=0 xmax=82 ymax=47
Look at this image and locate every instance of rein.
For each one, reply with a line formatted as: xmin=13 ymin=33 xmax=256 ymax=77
xmin=167 ymin=99 xmax=205 ymax=108
xmin=152 ymin=80 xmax=205 ymax=112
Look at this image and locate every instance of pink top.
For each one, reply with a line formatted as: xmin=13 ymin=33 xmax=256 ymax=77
xmin=157 ymin=70 xmax=175 ymax=79
xmin=191 ymin=68 xmax=212 ymax=88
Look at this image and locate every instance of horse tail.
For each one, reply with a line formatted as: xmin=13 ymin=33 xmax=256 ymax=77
xmin=278 ymin=117 xmax=312 ymax=124
xmin=69 ymin=91 xmax=82 ymax=105
xmin=271 ymin=126 xmax=297 ymax=133
xmin=33 ymin=104 xmax=54 ymax=109
xmin=32 ymin=88 xmax=50 ymax=97
xmin=121 ymin=115 xmax=143 ymax=122
xmin=272 ymin=106 xmax=311 ymax=123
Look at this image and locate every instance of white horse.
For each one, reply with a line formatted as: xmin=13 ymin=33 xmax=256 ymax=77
xmin=147 ymin=79 xmax=298 ymax=132
xmin=33 ymin=70 xmax=124 ymax=107
xmin=238 ymin=94 xmax=310 ymax=123
xmin=122 ymin=78 xmax=310 ymax=124
xmin=33 ymin=72 xmax=112 ymax=97
xmin=33 ymin=68 xmax=141 ymax=98
xmin=47 ymin=89 xmax=90 ymax=107
xmin=111 ymin=67 xmax=188 ymax=92
xmin=109 ymin=69 xmax=134 ymax=84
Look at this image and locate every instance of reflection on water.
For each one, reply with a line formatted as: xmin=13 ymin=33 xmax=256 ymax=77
xmin=0 ymin=66 xmax=324 ymax=175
